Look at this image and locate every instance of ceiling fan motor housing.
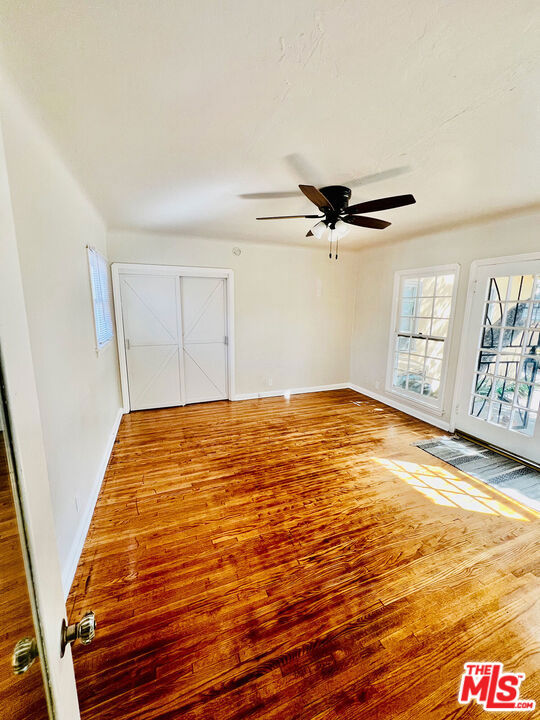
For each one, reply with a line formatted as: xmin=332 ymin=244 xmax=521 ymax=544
xmin=319 ymin=186 xmax=351 ymax=210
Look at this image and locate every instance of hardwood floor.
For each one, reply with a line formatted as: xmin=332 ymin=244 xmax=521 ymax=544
xmin=68 ymin=390 xmax=540 ymax=720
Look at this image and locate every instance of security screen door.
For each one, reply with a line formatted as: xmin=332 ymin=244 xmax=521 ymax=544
xmin=456 ymin=258 xmax=540 ymax=464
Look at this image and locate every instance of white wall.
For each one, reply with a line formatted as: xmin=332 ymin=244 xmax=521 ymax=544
xmin=0 ymin=73 xmax=122 ymax=594
xmin=350 ymin=207 xmax=540 ymax=428
xmin=109 ymin=231 xmax=358 ymax=397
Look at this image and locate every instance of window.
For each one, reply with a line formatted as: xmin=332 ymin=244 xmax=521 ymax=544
xmin=469 ymin=273 xmax=540 ymax=436
xmin=388 ymin=266 xmax=458 ymax=409
xmin=87 ymin=247 xmax=113 ymax=349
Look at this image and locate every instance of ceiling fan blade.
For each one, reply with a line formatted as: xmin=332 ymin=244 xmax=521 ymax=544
xmin=347 ymin=194 xmax=415 ymax=215
xmin=347 ymin=166 xmax=411 ymax=188
xmin=299 ymin=185 xmax=334 ymax=211
xmin=256 ymin=214 xmax=321 ymax=220
xmin=239 ymin=190 xmax=301 ymax=199
xmin=343 ymin=215 xmax=391 ymax=230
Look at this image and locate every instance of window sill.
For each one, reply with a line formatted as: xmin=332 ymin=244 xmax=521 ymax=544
xmin=386 ymin=386 xmax=445 ymax=417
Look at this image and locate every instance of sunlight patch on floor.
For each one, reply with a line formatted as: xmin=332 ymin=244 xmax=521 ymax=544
xmin=372 ymin=458 xmax=528 ymax=521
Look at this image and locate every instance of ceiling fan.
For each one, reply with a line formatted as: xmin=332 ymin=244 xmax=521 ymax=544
xmin=256 ymin=185 xmax=416 ymax=259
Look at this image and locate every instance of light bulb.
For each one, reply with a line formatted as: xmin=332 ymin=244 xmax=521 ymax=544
xmin=311 ymin=221 xmax=327 ymax=240
xmin=334 ymin=220 xmax=350 ymax=239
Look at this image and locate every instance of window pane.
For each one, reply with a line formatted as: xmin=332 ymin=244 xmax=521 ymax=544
xmin=484 ymin=302 xmax=504 ymax=325
xmin=504 ymin=302 xmax=529 ymax=327
xmin=515 ymin=383 xmax=536 ymax=408
xmin=406 ymin=374 xmax=423 ymax=394
xmin=399 ymin=316 xmax=412 ymax=332
xmin=423 ymin=378 xmax=440 ymax=398
xmin=518 ymin=357 xmax=540 ymax=383
xmin=403 ymin=279 xmax=418 ymax=298
xmin=531 ymin=303 xmax=540 ymax=326
xmin=508 ymin=275 xmax=534 ymax=302
xmin=427 ymin=339 xmax=443 ymax=358
xmin=477 ymin=351 xmax=496 ymax=374
xmin=396 ymin=353 xmax=408 ymax=371
xmin=418 ymin=298 xmax=434 ymax=317
xmin=481 ymin=326 xmax=499 ymax=349
xmin=415 ymin=317 xmax=432 ymax=335
xmin=474 ymin=374 xmax=493 ymax=397
xmin=511 ymin=409 xmax=536 ymax=436
xmin=524 ymin=329 xmax=540 ymax=355
xmin=425 ymin=357 xmax=442 ymax=380
xmin=410 ymin=338 xmax=426 ymax=356
xmin=408 ymin=355 xmax=424 ymax=374
xmin=494 ymin=378 xmax=515 ymax=404
xmin=488 ymin=277 xmax=509 ymax=302
xmin=471 ymin=395 xmax=490 ymax=420
xmin=489 ymin=402 xmax=511 ymax=428
xmin=431 ymin=318 xmax=449 ymax=337
xmin=397 ymin=336 xmax=410 ymax=352
xmin=433 ymin=297 xmax=452 ymax=319
xmin=419 ymin=276 xmax=436 ymax=296
xmin=401 ymin=299 xmax=416 ymax=317
xmin=435 ymin=274 xmax=454 ymax=296
xmin=497 ymin=354 xmax=519 ymax=379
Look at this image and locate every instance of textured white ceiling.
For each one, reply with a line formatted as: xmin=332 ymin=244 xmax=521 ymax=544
xmin=0 ymin=0 xmax=539 ymax=247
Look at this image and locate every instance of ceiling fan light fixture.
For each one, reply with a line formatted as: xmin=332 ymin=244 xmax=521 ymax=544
xmin=311 ymin=220 xmax=327 ymax=240
xmin=334 ymin=220 xmax=350 ymax=239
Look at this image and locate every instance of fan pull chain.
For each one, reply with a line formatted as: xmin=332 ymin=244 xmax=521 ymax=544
xmin=335 ymin=237 xmax=339 ymax=260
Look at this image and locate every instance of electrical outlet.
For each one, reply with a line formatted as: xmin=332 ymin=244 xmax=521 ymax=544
xmin=375 ymin=380 xmax=381 ymax=390
xmin=267 ymin=377 xmax=273 ymax=387
xmin=74 ymin=494 xmax=80 ymax=513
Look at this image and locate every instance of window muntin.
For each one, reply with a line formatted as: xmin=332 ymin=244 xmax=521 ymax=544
xmin=469 ymin=273 xmax=540 ymax=436
xmin=87 ymin=247 xmax=113 ymax=349
xmin=390 ymin=270 xmax=457 ymax=407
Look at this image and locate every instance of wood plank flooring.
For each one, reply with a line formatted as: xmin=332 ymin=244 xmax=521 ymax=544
xmin=68 ymin=390 xmax=540 ymax=719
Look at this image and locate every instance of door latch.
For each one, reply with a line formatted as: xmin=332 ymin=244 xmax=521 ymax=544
xmin=61 ymin=611 xmax=96 ymax=657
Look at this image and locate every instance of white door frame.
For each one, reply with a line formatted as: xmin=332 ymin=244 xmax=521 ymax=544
xmin=452 ymin=251 xmax=540 ymax=436
xmin=0 ymin=123 xmax=81 ymax=718
xmin=111 ymin=263 xmax=235 ymax=412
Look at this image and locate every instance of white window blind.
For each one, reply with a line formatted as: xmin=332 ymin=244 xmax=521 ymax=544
xmin=87 ymin=247 xmax=113 ymax=349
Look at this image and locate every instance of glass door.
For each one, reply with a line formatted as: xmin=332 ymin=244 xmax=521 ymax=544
xmin=456 ymin=258 xmax=540 ymax=464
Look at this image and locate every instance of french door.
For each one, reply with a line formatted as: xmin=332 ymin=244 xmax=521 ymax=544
xmin=456 ymin=257 xmax=540 ymax=464
xmin=114 ymin=266 xmax=232 ymax=411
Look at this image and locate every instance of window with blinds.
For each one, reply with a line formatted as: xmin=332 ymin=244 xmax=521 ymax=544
xmin=388 ymin=267 xmax=458 ymax=409
xmin=87 ymin=247 xmax=114 ymax=349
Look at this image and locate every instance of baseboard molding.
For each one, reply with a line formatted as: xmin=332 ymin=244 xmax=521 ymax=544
xmin=348 ymin=383 xmax=451 ymax=432
xmin=61 ymin=408 xmax=123 ymax=599
xmin=232 ymin=383 xmax=349 ymax=401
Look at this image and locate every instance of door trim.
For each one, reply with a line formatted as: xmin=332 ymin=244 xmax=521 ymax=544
xmin=451 ymin=251 xmax=540 ymax=433
xmin=111 ymin=263 xmax=235 ymax=412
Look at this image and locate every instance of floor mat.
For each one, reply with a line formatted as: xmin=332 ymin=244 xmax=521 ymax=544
xmin=415 ymin=435 xmax=540 ymax=513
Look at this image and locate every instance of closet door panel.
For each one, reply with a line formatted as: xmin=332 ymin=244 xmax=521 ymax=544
xmin=181 ymin=277 xmax=228 ymax=404
xmin=120 ymin=274 xmax=182 ymax=410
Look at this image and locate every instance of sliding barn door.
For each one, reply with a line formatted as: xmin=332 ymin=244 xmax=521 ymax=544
xmin=180 ymin=277 xmax=228 ymax=404
xmin=119 ymin=274 xmax=182 ymax=410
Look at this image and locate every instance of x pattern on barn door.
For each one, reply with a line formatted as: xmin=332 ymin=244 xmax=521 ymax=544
xmin=181 ymin=277 xmax=228 ymax=403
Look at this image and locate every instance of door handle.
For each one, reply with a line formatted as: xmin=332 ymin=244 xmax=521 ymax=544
xmin=125 ymin=338 xmax=131 ymax=350
xmin=60 ymin=611 xmax=96 ymax=657
xmin=12 ymin=637 xmax=39 ymax=675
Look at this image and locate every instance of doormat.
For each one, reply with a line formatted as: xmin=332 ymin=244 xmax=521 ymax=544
xmin=415 ymin=436 xmax=540 ymax=512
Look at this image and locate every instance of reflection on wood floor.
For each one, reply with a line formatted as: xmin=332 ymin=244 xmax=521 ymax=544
xmin=68 ymin=390 xmax=540 ymax=719
xmin=0 ymin=431 xmax=49 ymax=719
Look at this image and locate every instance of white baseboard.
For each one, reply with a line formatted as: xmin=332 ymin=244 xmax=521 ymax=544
xmin=61 ymin=408 xmax=123 ymax=599
xmin=233 ymin=383 xmax=348 ymax=401
xmin=348 ymin=383 xmax=451 ymax=432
